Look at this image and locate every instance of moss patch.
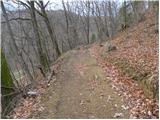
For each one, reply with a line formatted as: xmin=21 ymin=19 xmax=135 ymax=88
xmin=108 ymin=59 xmax=148 ymax=81
xmin=106 ymin=58 xmax=158 ymax=99
xmin=139 ymin=74 xmax=158 ymax=99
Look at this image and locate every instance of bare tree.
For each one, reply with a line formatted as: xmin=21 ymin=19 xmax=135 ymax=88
xmin=1 ymin=1 xmax=34 ymax=85
xmin=86 ymin=1 xmax=90 ymax=44
xmin=20 ymin=1 xmax=50 ymax=74
xmin=36 ymin=0 xmax=61 ymax=59
xmin=62 ymin=0 xmax=72 ymax=49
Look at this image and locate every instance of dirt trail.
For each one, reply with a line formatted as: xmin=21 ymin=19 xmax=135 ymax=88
xmin=32 ymin=49 xmax=129 ymax=119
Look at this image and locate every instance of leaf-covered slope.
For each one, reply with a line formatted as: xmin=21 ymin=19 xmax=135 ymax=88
xmin=101 ymin=9 xmax=158 ymax=99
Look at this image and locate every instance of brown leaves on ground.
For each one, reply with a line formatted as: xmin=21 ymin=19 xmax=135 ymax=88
xmin=8 ymin=10 xmax=158 ymax=119
xmin=89 ymin=45 xmax=159 ymax=119
xmin=106 ymin=11 xmax=158 ymax=76
xmin=9 ymin=61 xmax=62 ymax=119
xmin=9 ymin=80 xmax=47 ymax=119
xmin=89 ymin=11 xmax=159 ymax=118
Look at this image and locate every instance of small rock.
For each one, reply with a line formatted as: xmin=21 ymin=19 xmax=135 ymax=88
xmin=107 ymin=95 xmax=112 ymax=101
xmin=89 ymin=115 xmax=95 ymax=118
xmin=113 ymin=113 xmax=124 ymax=118
xmin=148 ymin=111 xmax=152 ymax=116
xmin=27 ymin=91 xmax=38 ymax=97
xmin=38 ymin=106 xmax=44 ymax=112
xmin=130 ymin=114 xmax=137 ymax=119
xmin=103 ymin=105 xmax=106 ymax=107
xmin=94 ymin=75 xmax=98 ymax=80
xmin=121 ymin=105 xmax=129 ymax=110
xmin=80 ymin=100 xmax=85 ymax=105
xmin=115 ymin=104 xmax=118 ymax=107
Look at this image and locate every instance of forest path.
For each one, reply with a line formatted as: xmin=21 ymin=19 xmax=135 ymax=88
xmin=33 ymin=48 xmax=129 ymax=119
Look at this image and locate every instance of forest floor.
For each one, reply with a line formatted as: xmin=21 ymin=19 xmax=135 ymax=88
xmin=10 ymin=46 xmax=158 ymax=119
xmin=10 ymin=48 xmax=130 ymax=119
xmin=9 ymin=10 xmax=158 ymax=119
xmin=31 ymin=49 xmax=130 ymax=119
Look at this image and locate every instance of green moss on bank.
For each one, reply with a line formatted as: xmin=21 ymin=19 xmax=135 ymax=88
xmin=106 ymin=58 xmax=158 ymax=99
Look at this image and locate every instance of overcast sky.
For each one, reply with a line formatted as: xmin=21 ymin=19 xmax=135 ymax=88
xmin=4 ymin=0 xmax=123 ymax=11
xmin=4 ymin=0 xmax=63 ymax=10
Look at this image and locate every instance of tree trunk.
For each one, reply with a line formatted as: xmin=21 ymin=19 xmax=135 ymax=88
xmin=86 ymin=1 xmax=90 ymax=44
xmin=38 ymin=1 xmax=61 ymax=59
xmin=123 ymin=0 xmax=127 ymax=27
xmin=62 ymin=0 xmax=72 ymax=49
xmin=28 ymin=1 xmax=49 ymax=73
xmin=1 ymin=1 xmax=34 ymax=84
xmin=1 ymin=49 xmax=16 ymax=118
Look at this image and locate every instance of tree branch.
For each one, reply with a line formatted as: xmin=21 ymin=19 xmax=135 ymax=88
xmin=18 ymin=1 xmax=30 ymax=9
xmin=1 ymin=17 xmax=31 ymax=24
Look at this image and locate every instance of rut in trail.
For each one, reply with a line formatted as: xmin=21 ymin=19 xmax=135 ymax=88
xmin=32 ymin=49 xmax=129 ymax=119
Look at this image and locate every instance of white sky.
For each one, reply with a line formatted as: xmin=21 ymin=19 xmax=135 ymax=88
xmin=4 ymin=0 xmax=123 ymax=11
xmin=4 ymin=0 xmax=63 ymax=10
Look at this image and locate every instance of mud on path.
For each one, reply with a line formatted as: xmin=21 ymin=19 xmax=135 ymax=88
xmin=32 ymin=49 xmax=129 ymax=119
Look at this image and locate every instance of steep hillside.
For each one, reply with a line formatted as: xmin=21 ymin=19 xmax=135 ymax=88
xmin=89 ymin=9 xmax=159 ymax=118
xmin=98 ymin=10 xmax=158 ymax=99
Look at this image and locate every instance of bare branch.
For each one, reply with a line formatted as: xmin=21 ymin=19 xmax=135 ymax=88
xmin=1 ymin=17 xmax=31 ymax=24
